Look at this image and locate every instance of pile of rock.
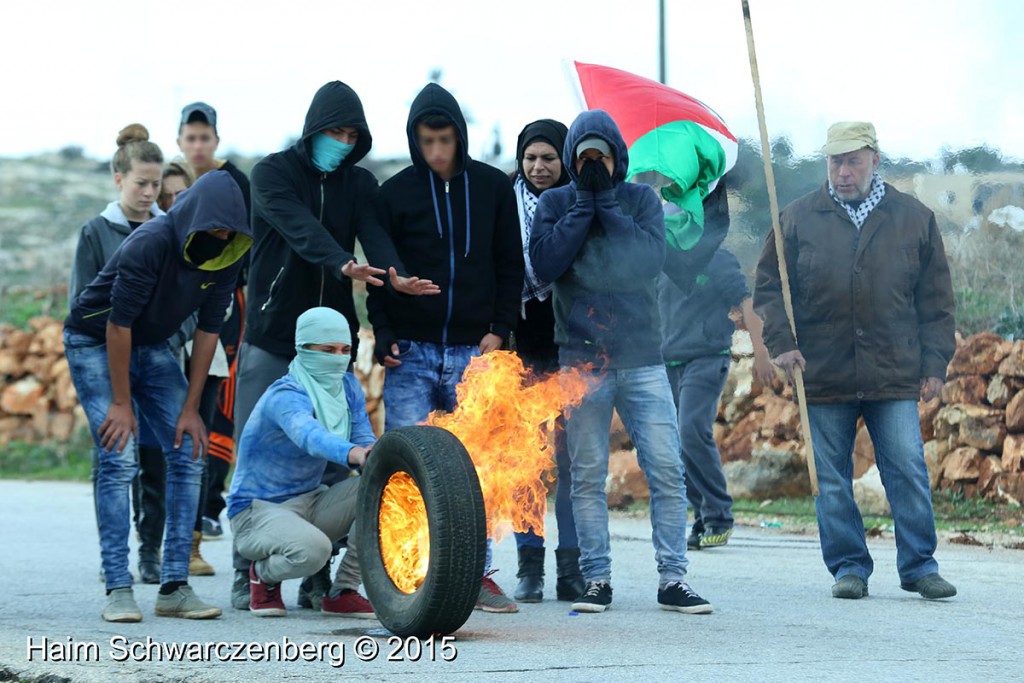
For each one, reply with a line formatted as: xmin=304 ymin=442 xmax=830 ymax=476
xmin=0 ymin=319 xmax=389 ymax=446
xmin=0 ymin=317 xmax=83 ymax=446
xmin=928 ymin=332 xmax=1024 ymax=505
xmin=604 ymin=330 xmax=1024 ymax=509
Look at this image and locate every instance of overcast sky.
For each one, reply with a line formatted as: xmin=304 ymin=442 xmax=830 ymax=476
xmin=2 ymin=0 xmax=1020 ymax=164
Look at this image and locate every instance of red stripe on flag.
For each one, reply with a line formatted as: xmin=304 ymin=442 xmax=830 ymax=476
xmin=574 ymin=61 xmax=736 ymax=148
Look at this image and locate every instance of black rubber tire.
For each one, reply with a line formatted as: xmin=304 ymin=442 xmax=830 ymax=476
xmin=357 ymin=425 xmax=486 ymax=638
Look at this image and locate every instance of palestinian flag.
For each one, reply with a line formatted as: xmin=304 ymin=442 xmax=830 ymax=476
xmin=574 ymin=61 xmax=737 ymax=252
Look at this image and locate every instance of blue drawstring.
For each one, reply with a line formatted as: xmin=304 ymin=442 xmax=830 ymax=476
xmin=429 ymin=170 xmax=443 ymax=238
xmin=463 ymin=173 xmax=471 ymax=257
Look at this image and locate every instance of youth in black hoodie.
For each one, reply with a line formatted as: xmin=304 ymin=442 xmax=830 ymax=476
xmin=367 ymin=83 xmax=523 ymax=356
xmin=244 ymin=81 xmax=408 ymax=360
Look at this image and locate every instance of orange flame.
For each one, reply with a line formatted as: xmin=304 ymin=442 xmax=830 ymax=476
xmin=378 ymin=471 xmax=430 ymax=593
xmin=427 ymin=351 xmax=593 ymax=541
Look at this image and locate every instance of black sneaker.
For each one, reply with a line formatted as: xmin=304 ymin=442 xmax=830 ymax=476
xmin=572 ymin=580 xmax=612 ymax=613
xmin=688 ymin=528 xmax=704 ymax=552
xmin=658 ymin=581 xmax=714 ymax=614
xmin=201 ymin=516 xmax=224 ymax=541
xmin=700 ymin=527 xmax=733 ymax=548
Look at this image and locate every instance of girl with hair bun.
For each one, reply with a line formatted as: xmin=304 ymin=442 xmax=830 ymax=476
xmin=70 ymin=124 xmax=167 ymax=587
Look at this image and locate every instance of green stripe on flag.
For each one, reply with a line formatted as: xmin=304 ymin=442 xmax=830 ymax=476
xmin=626 ymin=120 xmax=727 ymax=251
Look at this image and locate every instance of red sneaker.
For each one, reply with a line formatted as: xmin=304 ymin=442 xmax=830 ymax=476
xmin=249 ymin=563 xmax=286 ymax=617
xmin=321 ymin=589 xmax=376 ymax=619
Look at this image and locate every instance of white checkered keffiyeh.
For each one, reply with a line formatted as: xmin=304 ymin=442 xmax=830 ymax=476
xmin=828 ymin=172 xmax=886 ymax=230
xmin=515 ymin=175 xmax=553 ymax=306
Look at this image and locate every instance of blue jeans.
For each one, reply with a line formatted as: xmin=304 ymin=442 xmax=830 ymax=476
xmin=667 ymin=356 xmax=734 ymax=531
xmin=514 ymin=421 xmax=578 ymax=550
xmin=382 ymin=340 xmax=500 ymax=570
xmin=64 ymin=330 xmax=202 ymax=591
xmin=565 ymin=364 xmax=688 ymax=584
xmin=383 ymin=340 xmax=477 ymax=431
xmin=807 ymin=400 xmax=939 ymax=584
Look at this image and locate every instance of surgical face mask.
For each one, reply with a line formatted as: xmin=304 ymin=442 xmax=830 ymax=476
xmin=311 ymin=133 xmax=355 ymax=173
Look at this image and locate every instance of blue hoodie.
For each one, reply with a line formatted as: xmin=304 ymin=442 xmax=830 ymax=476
xmin=65 ymin=170 xmax=253 ymax=346
xmin=529 ymin=110 xmax=666 ymax=369
xmin=226 ymin=373 xmax=376 ymax=518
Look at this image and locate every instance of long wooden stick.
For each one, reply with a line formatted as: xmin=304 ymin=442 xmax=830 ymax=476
xmin=740 ymin=0 xmax=819 ymax=496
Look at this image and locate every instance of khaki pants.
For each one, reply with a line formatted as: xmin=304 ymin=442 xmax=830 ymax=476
xmin=232 ymin=478 xmax=363 ymax=589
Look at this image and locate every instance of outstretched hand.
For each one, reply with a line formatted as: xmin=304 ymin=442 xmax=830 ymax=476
xmin=342 ymin=260 xmax=386 ymax=286
xmin=389 ymin=267 xmax=441 ymax=296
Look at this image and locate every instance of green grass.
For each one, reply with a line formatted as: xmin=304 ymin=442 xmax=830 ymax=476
xmin=732 ymin=493 xmax=1023 ymax=534
xmin=0 ymin=430 xmax=92 ymax=481
xmin=0 ymin=288 xmax=68 ymax=329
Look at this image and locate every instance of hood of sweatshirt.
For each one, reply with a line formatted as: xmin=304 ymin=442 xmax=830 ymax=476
xmin=99 ymin=200 xmax=165 ymax=235
xmin=406 ymin=83 xmax=469 ymax=175
xmin=563 ymin=109 xmax=630 ymax=186
xmin=162 ymin=169 xmax=253 ymax=271
xmin=293 ymin=81 xmax=373 ymax=173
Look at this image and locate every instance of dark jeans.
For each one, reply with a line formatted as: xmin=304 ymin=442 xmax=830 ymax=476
xmin=514 ymin=348 xmax=577 ymax=551
xmin=667 ymin=356 xmax=734 ymax=531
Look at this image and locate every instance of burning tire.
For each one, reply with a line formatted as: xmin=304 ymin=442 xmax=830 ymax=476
xmin=357 ymin=425 xmax=486 ymax=638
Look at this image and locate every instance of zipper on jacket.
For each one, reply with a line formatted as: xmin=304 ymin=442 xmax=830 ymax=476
xmin=319 ymin=174 xmax=326 ymax=306
xmin=442 ymin=180 xmax=456 ymax=345
xmin=261 ymin=267 xmax=285 ymax=312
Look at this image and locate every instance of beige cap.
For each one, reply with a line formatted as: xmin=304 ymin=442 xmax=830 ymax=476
xmin=821 ymin=121 xmax=878 ymax=155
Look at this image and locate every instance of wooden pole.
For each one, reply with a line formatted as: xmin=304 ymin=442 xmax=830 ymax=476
xmin=740 ymin=0 xmax=819 ymax=496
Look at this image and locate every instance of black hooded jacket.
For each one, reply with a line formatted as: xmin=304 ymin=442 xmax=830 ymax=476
xmin=367 ymin=83 xmax=523 ymax=348
xmin=65 ymin=170 xmax=252 ymax=346
xmin=244 ymin=81 xmax=403 ymax=357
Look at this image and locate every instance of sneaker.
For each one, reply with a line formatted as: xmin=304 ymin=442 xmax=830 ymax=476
xmin=832 ymin=575 xmax=869 ymax=599
xmin=201 ymin=516 xmax=224 ymax=541
xmin=572 ymin=580 xmax=612 ymax=613
xmin=231 ymin=569 xmax=250 ymax=610
xmin=103 ymin=588 xmax=143 ymax=623
xmin=658 ymin=581 xmax=714 ymax=614
xmin=901 ymin=573 xmax=956 ymax=600
xmin=687 ymin=527 xmax=703 ymax=551
xmin=297 ymin=560 xmax=332 ymax=610
xmin=700 ymin=527 xmax=733 ymax=549
xmin=154 ymin=585 xmax=221 ymax=619
xmin=321 ymin=589 xmax=376 ymax=619
xmin=475 ymin=570 xmax=519 ymax=613
xmin=249 ymin=563 xmax=286 ymax=617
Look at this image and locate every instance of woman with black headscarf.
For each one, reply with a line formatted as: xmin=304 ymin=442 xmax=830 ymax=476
xmin=510 ymin=119 xmax=584 ymax=603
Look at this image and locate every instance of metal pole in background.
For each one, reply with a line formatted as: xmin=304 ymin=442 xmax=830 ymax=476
xmin=658 ymin=0 xmax=667 ymax=84
xmin=740 ymin=0 xmax=819 ymax=496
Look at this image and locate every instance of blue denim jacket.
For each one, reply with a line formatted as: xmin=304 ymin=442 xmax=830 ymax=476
xmin=226 ymin=373 xmax=375 ymax=518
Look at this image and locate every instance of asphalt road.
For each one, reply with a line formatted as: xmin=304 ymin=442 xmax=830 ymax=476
xmin=1 ymin=480 xmax=1020 ymax=682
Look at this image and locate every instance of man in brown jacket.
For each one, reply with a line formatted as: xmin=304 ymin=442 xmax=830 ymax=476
xmin=754 ymin=122 xmax=957 ymax=601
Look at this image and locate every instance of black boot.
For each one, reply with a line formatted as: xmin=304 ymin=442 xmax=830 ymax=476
xmin=514 ymin=547 xmax=545 ymax=603
xmin=137 ymin=445 xmax=165 ymax=584
xmin=555 ymin=548 xmax=585 ymax=601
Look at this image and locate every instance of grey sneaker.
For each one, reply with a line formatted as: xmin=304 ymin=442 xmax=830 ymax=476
xmin=832 ymin=575 xmax=869 ymax=599
xmin=475 ymin=570 xmax=519 ymax=613
xmin=155 ymin=585 xmax=222 ymax=619
xmin=103 ymin=588 xmax=143 ymax=623
xmin=901 ymin=573 xmax=956 ymax=600
xmin=231 ymin=570 xmax=250 ymax=610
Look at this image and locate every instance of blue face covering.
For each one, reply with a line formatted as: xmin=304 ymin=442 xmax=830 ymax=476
xmin=311 ymin=132 xmax=355 ymax=173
